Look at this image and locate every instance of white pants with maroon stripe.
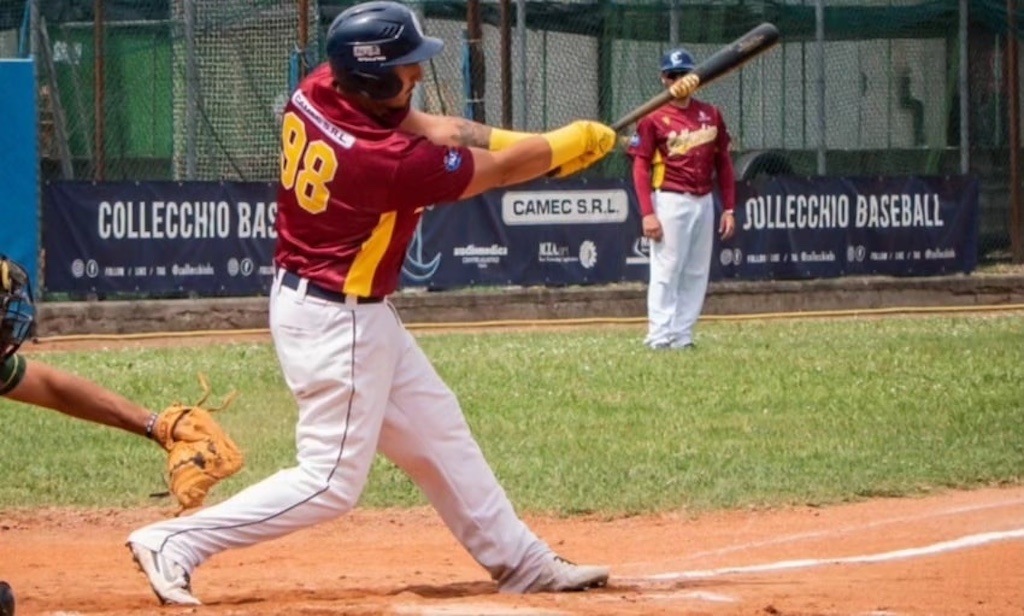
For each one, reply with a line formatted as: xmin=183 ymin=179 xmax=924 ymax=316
xmin=128 ymin=272 xmax=553 ymax=590
xmin=645 ymin=189 xmax=714 ymax=348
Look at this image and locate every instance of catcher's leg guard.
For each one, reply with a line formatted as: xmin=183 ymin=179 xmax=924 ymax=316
xmin=0 ymin=580 xmax=14 ymax=616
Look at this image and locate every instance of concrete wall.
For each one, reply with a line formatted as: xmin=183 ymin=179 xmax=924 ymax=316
xmin=34 ymin=275 xmax=1024 ymax=337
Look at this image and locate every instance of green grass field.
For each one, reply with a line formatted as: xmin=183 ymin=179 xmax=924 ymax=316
xmin=2 ymin=314 xmax=1022 ymax=515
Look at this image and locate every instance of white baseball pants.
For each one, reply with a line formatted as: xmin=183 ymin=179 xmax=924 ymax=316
xmin=645 ymin=190 xmax=714 ymax=348
xmin=128 ymin=271 xmax=553 ymax=589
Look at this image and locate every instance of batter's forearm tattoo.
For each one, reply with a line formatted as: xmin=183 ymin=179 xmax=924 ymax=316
xmin=451 ymin=119 xmax=492 ymax=148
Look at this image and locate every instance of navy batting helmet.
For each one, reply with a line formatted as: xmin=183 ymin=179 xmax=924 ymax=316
xmin=326 ymin=1 xmax=443 ymax=100
xmin=660 ymin=48 xmax=696 ymax=75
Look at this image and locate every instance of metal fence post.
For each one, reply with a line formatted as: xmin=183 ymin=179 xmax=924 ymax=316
xmin=500 ymin=0 xmax=512 ymax=128
xmin=959 ymin=0 xmax=970 ymax=174
xmin=93 ymin=0 xmax=105 ymax=180
xmin=515 ymin=0 xmax=526 ymax=130
xmin=183 ymin=0 xmax=198 ymax=180
xmin=815 ymin=0 xmax=826 ymax=175
xmin=669 ymin=0 xmax=679 ymax=47
xmin=1009 ymin=0 xmax=1022 ymax=262
xmin=29 ymin=0 xmax=38 ymax=58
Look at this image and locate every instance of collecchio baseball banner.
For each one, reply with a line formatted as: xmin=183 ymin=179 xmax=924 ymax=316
xmin=406 ymin=175 xmax=977 ymax=289
xmin=402 ymin=178 xmax=634 ymax=289
xmin=41 ymin=175 xmax=977 ymax=297
xmin=702 ymin=175 xmax=980 ymax=280
xmin=43 ymin=182 xmax=278 ymax=297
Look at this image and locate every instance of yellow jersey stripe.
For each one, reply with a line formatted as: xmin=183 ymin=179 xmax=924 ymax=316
xmin=345 ymin=211 xmax=397 ymax=297
xmin=651 ymin=151 xmax=666 ymax=190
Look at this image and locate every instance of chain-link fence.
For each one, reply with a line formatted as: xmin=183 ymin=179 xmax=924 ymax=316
xmin=1 ymin=0 xmax=1022 ymax=261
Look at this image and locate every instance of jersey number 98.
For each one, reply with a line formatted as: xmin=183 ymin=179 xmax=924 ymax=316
xmin=280 ymin=112 xmax=339 ymax=214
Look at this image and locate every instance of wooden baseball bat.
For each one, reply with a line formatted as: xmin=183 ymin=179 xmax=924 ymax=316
xmin=610 ymin=22 xmax=781 ymax=133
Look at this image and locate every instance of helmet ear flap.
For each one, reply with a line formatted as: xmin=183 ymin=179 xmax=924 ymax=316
xmin=335 ymin=67 xmax=403 ymax=100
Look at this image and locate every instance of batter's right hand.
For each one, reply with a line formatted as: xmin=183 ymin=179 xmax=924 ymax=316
xmin=642 ymin=214 xmax=663 ymax=242
xmin=548 ymin=121 xmax=617 ymax=178
xmin=549 ymin=150 xmax=603 ymax=178
xmin=576 ymin=120 xmax=617 ymax=158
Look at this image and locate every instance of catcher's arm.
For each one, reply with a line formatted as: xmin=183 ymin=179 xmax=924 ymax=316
xmin=5 ymin=358 xmax=157 ymax=436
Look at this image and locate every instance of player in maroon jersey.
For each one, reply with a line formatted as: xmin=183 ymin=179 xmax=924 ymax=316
xmin=127 ymin=1 xmax=616 ymax=605
xmin=627 ymin=47 xmax=737 ymax=350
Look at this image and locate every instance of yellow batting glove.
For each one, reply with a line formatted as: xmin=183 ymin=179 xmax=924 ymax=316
xmin=546 ymin=120 xmax=617 ymax=178
xmin=550 ymin=151 xmax=604 ymax=179
xmin=488 ymin=127 xmax=535 ymax=151
xmin=542 ymin=120 xmax=617 ymax=172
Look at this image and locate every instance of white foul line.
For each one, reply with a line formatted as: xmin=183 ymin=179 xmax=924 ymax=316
xmin=619 ymin=497 xmax=1024 ymax=569
xmin=625 ymin=527 xmax=1024 ymax=582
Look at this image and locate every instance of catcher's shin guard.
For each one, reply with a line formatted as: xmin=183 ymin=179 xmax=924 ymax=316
xmin=0 ymin=580 xmax=15 ymax=616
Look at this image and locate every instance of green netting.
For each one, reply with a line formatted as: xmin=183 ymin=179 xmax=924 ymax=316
xmin=169 ymin=1 xmax=319 ymax=181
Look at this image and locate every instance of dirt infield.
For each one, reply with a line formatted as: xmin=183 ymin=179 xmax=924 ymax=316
xmin=2 ymin=486 xmax=1021 ymax=615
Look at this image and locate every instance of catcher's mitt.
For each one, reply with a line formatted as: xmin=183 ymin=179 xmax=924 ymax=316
xmin=151 ymin=374 xmax=243 ymax=515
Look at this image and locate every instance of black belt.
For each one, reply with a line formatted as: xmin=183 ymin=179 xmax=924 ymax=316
xmin=278 ymin=270 xmax=384 ymax=304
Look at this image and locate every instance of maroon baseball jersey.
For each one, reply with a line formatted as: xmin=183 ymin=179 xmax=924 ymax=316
xmin=274 ymin=63 xmax=475 ymax=297
xmin=627 ymin=98 xmax=732 ymax=200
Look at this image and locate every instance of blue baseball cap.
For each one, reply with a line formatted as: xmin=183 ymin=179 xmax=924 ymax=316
xmin=660 ymin=48 xmax=696 ymax=74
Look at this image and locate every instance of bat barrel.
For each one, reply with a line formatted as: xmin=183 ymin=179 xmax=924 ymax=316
xmin=609 ymin=22 xmax=780 ymax=134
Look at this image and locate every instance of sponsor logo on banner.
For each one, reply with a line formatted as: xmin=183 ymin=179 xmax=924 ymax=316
xmin=719 ymin=248 xmax=743 ymax=266
xmin=627 ymin=237 xmax=650 ymax=265
xmin=227 ymin=258 xmax=257 ymax=277
xmin=579 ymin=240 xmax=597 ymax=269
xmin=71 ymin=259 xmax=100 ymax=278
xmin=925 ymin=248 xmax=957 ymax=259
xmin=453 ymin=244 xmax=508 ymax=268
xmin=502 ymin=190 xmax=629 ymax=225
xmin=539 ymin=242 xmax=571 ymax=262
xmin=402 ymin=215 xmax=442 ymax=283
xmin=538 ymin=240 xmax=598 ymax=268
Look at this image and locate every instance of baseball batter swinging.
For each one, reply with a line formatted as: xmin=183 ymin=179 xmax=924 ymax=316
xmin=126 ymin=0 xmax=616 ymax=604
xmin=627 ymin=48 xmax=737 ymax=350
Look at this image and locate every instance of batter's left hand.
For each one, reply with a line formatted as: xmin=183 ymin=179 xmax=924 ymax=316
xmin=719 ymin=210 xmax=736 ymax=240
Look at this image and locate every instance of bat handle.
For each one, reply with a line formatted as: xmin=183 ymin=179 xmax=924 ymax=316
xmin=610 ymin=73 xmax=700 ymax=134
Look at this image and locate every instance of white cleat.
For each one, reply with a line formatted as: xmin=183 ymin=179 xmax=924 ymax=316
xmin=127 ymin=542 xmax=201 ymax=605
xmin=513 ymin=555 xmax=610 ymax=593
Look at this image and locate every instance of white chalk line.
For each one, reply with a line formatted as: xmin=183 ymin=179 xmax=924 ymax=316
xmin=394 ymin=605 xmax=570 ymax=616
xmin=617 ymin=497 xmax=1024 ymax=571
xmin=643 ymin=590 xmax=738 ymax=603
xmin=619 ymin=526 xmax=1024 ymax=583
